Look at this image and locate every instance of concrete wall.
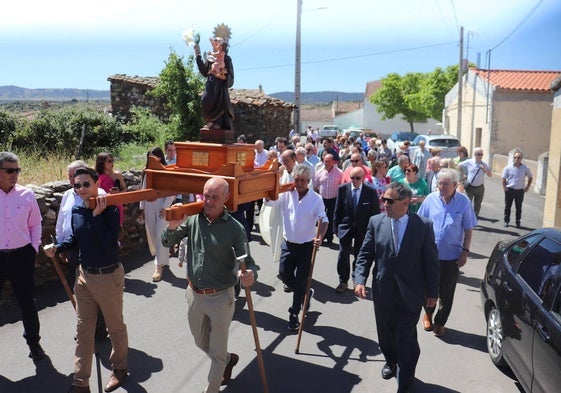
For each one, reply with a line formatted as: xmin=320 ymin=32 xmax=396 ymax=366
xmin=544 ymin=88 xmax=561 ymax=227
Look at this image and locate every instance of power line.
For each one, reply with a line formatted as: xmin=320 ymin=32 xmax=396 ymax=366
xmin=448 ymin=0 xmax=460 ymax=33
xmin=238 ymin=41 xmax=457 ymax=71
xmin=490 ymin=0 xmax=544 ymax=51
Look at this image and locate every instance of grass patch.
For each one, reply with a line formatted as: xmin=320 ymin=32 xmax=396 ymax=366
xmin=12 ymin=143 xmax=156 ymax=185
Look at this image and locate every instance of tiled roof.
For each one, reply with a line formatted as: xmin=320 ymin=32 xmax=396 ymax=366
xmin=365 ymin=80 xmax=382 ymax=97
xmin=471 ymin=68 xmax=561 ymax=92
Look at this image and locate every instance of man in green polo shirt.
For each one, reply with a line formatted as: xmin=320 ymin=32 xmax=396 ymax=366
xmin=161 ymin=177 xmax=257 ymax=393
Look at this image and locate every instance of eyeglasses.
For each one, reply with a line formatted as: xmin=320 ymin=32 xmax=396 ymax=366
xmin=381 ymin=196 xmax=404 ymax=205
xmin=513 ymin=156 xmax=522 ymax=159
xmin=350 ymin=176 xmax=362 ymax=180
xmin=475 ymin=153 xmax=483 ymax=156
xmin=350 ymin=159 xmax=361 ymax=163
xmin=0 ymin=167 xmax=21 ymax=174
xmin=73 ymin=181 xmax=92 ymax=190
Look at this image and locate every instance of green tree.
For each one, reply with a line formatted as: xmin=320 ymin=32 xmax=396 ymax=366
xmin=370 ymin=65 xmax=461 ymax=132
xmin=370 ymin=73 xmax=427 ymax=132
xmin=150 ymin=51 xmax=204 ymax=141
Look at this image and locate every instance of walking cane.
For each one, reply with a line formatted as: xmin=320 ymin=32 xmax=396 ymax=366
xmin=236 ymin=251 xmax=270 ymax=393
xmin=295 ymin=222 xmax=321 ymax=354
xmin=44 ymin=240 xmax=104 ymax=393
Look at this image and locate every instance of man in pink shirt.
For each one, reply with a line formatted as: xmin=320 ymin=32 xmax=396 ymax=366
xmin=313 ymin=154 xmax=343 ymax=245
xmin=0 ymin=151 xmax=44 ymax=361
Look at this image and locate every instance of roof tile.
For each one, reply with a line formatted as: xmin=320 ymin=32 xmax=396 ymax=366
xmin=471 ymin=68 xmax=561 ymax=92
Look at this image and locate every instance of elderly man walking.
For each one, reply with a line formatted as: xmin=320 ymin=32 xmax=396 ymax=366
xmin=502 ymin=148 xmax=533 ymax=228
xmin=161 ymin=178 xmax=257 ymax=392
xmin=314 ymin=154 xmax=343 ymax=246
xmin=0 ymin=151 xmax=44 ymax=362
xmin=417 ymin=169 xmax=477 ymax=337
xmin=265 ymin=164 xmax=328 ymax=330
xmin=457 ymin=147 xmax=491 ymax=217
xmin=333 ymin=167 xmax=379 ymax=292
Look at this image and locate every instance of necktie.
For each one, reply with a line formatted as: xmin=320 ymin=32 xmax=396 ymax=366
xmin=352 ymin=188 xmax=359 ymax=210
xmin=391 ymin=218 xmax=399 ymax=253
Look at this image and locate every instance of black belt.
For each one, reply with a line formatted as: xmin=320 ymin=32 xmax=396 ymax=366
xmin=83 ymin=263 xmax=120 ymax=274
xmin=0 ymin=244 xmax=29 ymax=254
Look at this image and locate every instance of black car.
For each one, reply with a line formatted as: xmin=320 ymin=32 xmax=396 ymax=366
xmin=480 ymin=228 xmax=561 ymax=393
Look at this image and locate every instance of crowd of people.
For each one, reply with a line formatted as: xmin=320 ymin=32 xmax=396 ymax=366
xmin=0 ymin=131 xmax=534 ymax=392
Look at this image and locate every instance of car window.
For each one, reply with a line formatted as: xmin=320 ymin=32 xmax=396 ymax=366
xmin=506 ymin=235 xmax=540 ymax=267
xmin=551 ymin=285 xmax=561 ymax=321
xmin=517 ymin=237 xmax=561 ymax=297
xmin=429 ymin=139 xmax=461 ymax=148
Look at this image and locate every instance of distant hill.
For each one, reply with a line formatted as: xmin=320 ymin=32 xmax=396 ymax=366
xmin=0 ymin=86 xmax=363 ymax=104
xmin=0 ymin=86 xmax=110 ymax=101
xmin=270 ymin=91 xmax=363 ymax=104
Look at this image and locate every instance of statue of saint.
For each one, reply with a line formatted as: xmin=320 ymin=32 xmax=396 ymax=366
xmin=193 ymin=24 xmax=234 ymax=131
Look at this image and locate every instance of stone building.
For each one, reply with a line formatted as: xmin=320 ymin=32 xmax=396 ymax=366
xmin=108 ymin=75 xmax=293 ymax=146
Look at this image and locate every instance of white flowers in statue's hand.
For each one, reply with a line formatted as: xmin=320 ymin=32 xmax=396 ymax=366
xmin=182 ymin=28 xmax=200 ymax=47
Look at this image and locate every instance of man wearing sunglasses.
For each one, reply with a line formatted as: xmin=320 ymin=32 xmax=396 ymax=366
xmin=45 ymin=167 xmax=128 ymax=393
xmin=0 ymin=151 xmax=44 ymax=362
xmin=354 ymin=182 xmax=439 ymax=393
xmin=333 ymin=167 xmax=379 ymax=293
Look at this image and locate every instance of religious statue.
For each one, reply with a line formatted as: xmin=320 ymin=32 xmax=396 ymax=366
xmin=186 ymin=23 xmax=234 ymax=131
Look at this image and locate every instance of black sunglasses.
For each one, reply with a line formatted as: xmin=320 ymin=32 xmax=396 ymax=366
xmin=350 ymin=176 xmax=362 ymax=180
xmin=0 ymin=167 xmax=21 ymax=174
xmin=350 ymin=159 xmax=361 ymax=163
xmin=73 ymin=181 xmax=92 ymax=190
xmin=381 ymin=196 xmax=404 ymax=205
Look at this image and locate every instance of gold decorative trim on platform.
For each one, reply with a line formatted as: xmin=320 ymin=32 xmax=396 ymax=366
xmin=192 ymin=151 xmax=209 ymax=167
xmin=236 ymin=152 xmax=246 ymax=167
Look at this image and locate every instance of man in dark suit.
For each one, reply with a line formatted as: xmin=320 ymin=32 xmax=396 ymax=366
xmin=354 ymin=182 xmax=439 ymax=393
xmin=333 ymin=167 xmax=380 ymax=292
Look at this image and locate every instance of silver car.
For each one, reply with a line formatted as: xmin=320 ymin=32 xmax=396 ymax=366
xmin=409 ymin=134 xmax=461 ymax=159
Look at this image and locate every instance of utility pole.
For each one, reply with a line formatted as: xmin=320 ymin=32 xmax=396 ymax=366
xmin=294 ymin=0 xmax=302 ymax=135
xmin=456 ymin=26 xmax=464 ymax=142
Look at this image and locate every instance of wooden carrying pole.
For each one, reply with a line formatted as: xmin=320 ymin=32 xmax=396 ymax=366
xmin=237 ymin=253 xmax=269 ymax=393
xmin=295 ymin=222 xmax=321 ymax=354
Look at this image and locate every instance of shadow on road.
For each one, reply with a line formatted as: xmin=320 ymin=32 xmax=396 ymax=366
xmin=0 ymin=355 xmax=72 ymax=393
xmin=434 ymin=327 xmax=487 ymax=353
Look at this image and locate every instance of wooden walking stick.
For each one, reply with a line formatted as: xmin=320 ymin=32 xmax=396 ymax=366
xmin=295 ymin=222 xmax=322 ymax=354
xmin=236 ymin=251 xmax=270 ymax=393
xmin=44 ymin=240 xmax=103 ymax=393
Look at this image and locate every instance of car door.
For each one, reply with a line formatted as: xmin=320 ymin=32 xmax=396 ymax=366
xmin=530 ymin=244 xmax=561 ymax=393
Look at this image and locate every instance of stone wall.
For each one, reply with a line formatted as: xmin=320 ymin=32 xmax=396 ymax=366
xmin=107 ymin=75 xmax=293 ymax=145
xmin=1 ymin=171 xmax=148 ymax=302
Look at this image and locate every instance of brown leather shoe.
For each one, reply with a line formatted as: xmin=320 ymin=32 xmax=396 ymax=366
xmin=104 ymin=369 xmax=127 ymax=392
xmin=422 ymin=313 xmax=433 ymax=331
xmin=221 ymin=353 xmax=239 ymax=386
xmin=433 ymin=325 xmax=446 ymax=337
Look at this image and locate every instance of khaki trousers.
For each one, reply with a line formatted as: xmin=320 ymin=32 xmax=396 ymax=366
xmin=187 ymin=286 xmax=235 ymax=393
xmin=73 ymin=264 xmax=128 ymax=387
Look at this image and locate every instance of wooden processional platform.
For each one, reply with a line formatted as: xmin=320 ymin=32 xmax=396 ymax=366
xmin=89 ymin=135 xmax=291 ymax=220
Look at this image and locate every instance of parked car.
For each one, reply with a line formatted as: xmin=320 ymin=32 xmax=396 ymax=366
xmin=341 ymin=128 xmax=378 ymax=142
xmin=386 ymin=131 xmax=419 ymax=154
xmin=480 ymin=228 xmax=561 ymax=393
xmin=319 ymin=125 xmax=341 ymax=139
xmin=409 ymin=134 xmax=461 ymax=159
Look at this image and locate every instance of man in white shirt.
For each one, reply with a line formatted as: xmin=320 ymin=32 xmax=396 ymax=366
xmin=458 ymin=147 xmax=492 ymax=217
xmin=254 ymin=140 xmax=269 ymax=168
xmin=502 ymin=148 xmax=533 ymax=228
xmin=265 ymin=164 xmax=328 ymax=331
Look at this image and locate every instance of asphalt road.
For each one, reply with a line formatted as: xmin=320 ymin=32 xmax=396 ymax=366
xmin=0 ymin=173 xmax=544 ymax=393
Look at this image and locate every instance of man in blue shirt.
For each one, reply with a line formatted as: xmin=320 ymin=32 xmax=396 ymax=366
xmin=417 ymin=169 xmax=477 ymax=337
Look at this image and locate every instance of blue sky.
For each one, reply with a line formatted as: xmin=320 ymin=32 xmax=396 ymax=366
xmin=1 ymin=0 xmax=560 ymax=94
